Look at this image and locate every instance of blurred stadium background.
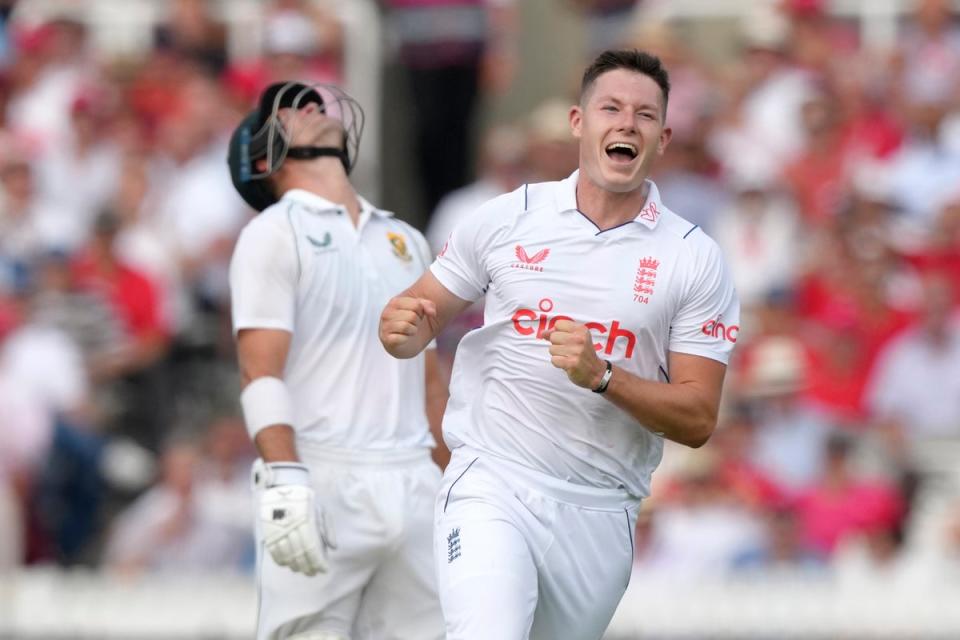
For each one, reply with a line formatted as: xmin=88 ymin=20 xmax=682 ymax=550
xmin=1 ymin=0 xmax=960 ymax=637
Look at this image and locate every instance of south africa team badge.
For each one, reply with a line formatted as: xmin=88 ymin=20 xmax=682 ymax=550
xmin=387 ymin=232 xmax=412 ymax=262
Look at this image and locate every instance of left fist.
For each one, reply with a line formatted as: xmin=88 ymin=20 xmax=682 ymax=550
xmin=544 ymin=319 xmax=607 ymax=390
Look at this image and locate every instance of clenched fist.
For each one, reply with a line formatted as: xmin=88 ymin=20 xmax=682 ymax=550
xmin=544 ymin=319 xmax=608 ymax=390
xmin=379 ymin=296 xmax=438 ymax=358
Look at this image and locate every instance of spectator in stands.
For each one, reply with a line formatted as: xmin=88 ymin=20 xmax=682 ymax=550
xmin=525 ymin=97 xmax=580 ymax=182
xmin=835 ymin=72 xmax=904 ymax=163
xmin=35 ymin=89 xmax=121 ymax=247
xmin=382 ymin=0 xmax=518 ymax=216
xmin=154 ymin=0 xmax=228 ymax=75
xmin=712 ymin=412 xmax=785 ymax=511
xmin=111 ymin=154 xmax=182 ymax=334
xmin=5 ymin=17 xmax=95 ymax=152
xmin=105 ymin=437 xmax=252 ymax=575
xmin=2 ymin=272 xmax=115 ymax=565
xmin=0 ymin=328 xmax=51 ymax=568
xmin=146 ymin=72 xmax=246 ymax=334
xmin=72 ymin=211 xmax=168 ymax=377
xmin=893 ymin=0 xmax=960 ymax=110
xmin=652 ymin=136 xmax=729 ymax=234
xmin=0 ymin=138 xmax=73 ymax=260
xmin=569 ymin=0 xmax=638 ymax=57
xmin=886 ymin=100 xmax=960 ymax=226
xmin=639 ymin=451 xmax=766 ymax=580
xmin=710 ymin=175 xmax=801 ymax=309
xmin=782 ymin=90 xmax=849 ymax=224
xmin=904 ymin=195 xmax=960 ymax=300
xmin=794 ymin=433 xmax=904 ymax=557
xmin=262 ymin=0 xmax=343 ymax=83
xmin=865 ymin=271 xmax=960 ymax=447
xmin=733 ymin=508 xmax=825 ymax=573
xmin=197 ymin=415 xmax=256 ymax=568
xmin=1 ymin=291 xmax=89 ymax=423
xmin=222 ymin=0 xmax=346 ymax=110
xmin=708 ymin=5 xmax=817 ymax=188
xmin=737 ymin=335 xmax=833 ymax=494
xmin=780 ymin=0 xmax=858 ymax=77
xmin=27 ymin=250 xmax=124 ymax=381
xmin=72 ymin=211 xmax=169 ymax=451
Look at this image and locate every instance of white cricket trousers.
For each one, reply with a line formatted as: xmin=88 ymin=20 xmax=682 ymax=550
xmin=434 ymin=447 xmax=640 ymax=640
xmin=254 ymin=445 xmax=444 ymax=640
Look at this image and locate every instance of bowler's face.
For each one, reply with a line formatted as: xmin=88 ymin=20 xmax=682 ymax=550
xmin=570 ymin=69 xmax=671 ymax=194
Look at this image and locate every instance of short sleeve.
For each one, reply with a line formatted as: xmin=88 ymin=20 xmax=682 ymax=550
xmin=429 ymin=201 xmax=494 ymax=302
xmin=669 ymin=241 xmax=740 ymax=364
xmin=229 ymin=217 xmax=298 ymax=334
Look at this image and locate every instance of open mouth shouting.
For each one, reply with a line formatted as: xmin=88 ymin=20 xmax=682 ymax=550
xmin=605 ymin=142 xmax=638 ymax=164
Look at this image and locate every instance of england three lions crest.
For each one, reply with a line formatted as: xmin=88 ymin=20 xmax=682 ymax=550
xmin=634 ymin=256 xmax=660 ymax=304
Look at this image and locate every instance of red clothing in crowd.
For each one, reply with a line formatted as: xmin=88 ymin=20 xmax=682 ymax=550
xmin=841 ymin=108 xmax=905 ymax=161
xmin=904 ymin=252 xmax=960 ymax=301
xmin=794 ymin=480 xmax=904 ymax=554
xmin=719 ymin=459 xmax=786 ymax=510
xmin=782 ymin=143 xmax=848 ymax=224
xmin=795 ymin=274 xmax=914 ymax=423
xmin=71 ymin=255 xmax=167 ymax=339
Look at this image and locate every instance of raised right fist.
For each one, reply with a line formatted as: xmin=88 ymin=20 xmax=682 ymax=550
xmin=379 ymin=296 xmax=437 ymax=358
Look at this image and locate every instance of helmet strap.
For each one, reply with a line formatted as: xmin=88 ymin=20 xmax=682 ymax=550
xmin=286 ymin=146 xmax=351 ymax=173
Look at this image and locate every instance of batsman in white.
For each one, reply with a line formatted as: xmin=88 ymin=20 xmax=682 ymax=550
xmin=379 ymin=50 xmax=741 ymax=639
xmin=227 ymin=81 xmax=447 ymax=640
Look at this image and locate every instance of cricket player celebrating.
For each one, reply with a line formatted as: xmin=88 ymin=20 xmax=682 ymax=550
xmin=379 ymin=50 xmax=740 ymax=639
xmin=228 ymin=82 xmax=446 ymax=640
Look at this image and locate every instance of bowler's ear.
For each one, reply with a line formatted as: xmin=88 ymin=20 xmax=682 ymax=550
xmin=569 ymin=105 xmax=583 ymax=139
xmin=658 ymin=127 xmax=673 ymax=155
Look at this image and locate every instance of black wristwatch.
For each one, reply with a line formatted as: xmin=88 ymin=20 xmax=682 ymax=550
xmin=592 ymin=360 xmax=613 ymax=394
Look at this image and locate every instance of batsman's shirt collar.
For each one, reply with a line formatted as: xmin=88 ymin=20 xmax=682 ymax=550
xmin=282 ymin=188 xmax=394 ymax=219
xmin=554 ymin=170 xmax=664 ymax=231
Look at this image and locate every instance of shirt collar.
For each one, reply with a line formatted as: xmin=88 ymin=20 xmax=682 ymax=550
xmin=282 ymin=189 xmax=393 ymax=218
xmin=554 ymin=170 xmax=664 ymax=230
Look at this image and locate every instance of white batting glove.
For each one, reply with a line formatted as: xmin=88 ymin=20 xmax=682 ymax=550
xmin=256 ymin=461 xmax=336 ymax=576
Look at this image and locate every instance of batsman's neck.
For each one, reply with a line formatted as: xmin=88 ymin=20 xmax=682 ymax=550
xmin=276 ymin=158 xmax=361 ymax=223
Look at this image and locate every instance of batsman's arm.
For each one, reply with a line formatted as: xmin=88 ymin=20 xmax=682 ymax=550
xmin=236 ymin=328 xmax=299 ymax=462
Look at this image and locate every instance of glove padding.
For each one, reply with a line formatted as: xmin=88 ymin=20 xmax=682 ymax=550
xmin=258 ymin=464 xmax=336 ymax=576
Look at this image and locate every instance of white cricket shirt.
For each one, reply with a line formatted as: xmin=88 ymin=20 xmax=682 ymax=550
xmin=230 ymin=189 xmax=434 ymax=450
xmin=431 ymin=171 xmax=739 ymax=498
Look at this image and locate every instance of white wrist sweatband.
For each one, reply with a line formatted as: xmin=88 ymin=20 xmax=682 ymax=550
xmin=260 ymin=461 xmax=310 ymax=488
xmin=241 ymin=376 xmax=295 ymax=441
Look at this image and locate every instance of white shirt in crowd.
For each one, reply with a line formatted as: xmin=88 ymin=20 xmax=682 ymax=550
xmin=866 ymin=320 xmax=960 ymax=440
xmin=431 ymin=171 xmax=739 ymax=498
xmin=230 ymin=189 xmax=435 ymax=451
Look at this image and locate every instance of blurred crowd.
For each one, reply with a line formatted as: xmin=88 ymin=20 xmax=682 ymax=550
xmin=0 ymin=0 xmax=958 ymax=595
xmin=0 ymin=0 xmax=350 ymax=573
